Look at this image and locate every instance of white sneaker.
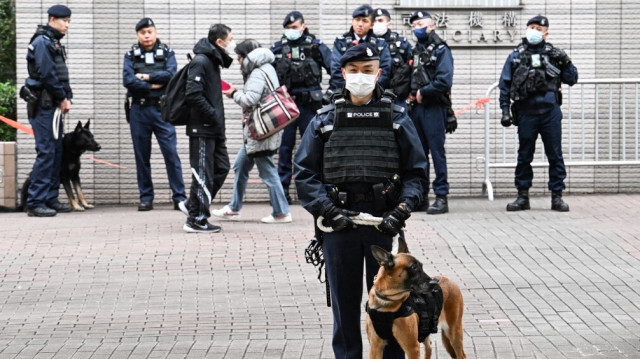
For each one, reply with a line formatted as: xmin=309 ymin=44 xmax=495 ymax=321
xmin=261 ymin=213 xmax=292 ymax=224
xmin=212 ymin=205 xmax=241 ymax=220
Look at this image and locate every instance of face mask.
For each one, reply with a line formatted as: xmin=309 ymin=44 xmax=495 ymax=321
xmin=413 ymin=26 xmax=429 ymax=42
xmin=283 ymin=28 xmax=302 ymax=41
xmin=525 ymin=28 xmax=544 ymax=45
xmin=224 ymin=40 xmax=236 ymax=54
xmin=345 ymin=73 xmax=377 ymax=98
xmin=372 ymin=22 xmax=388 ymax=37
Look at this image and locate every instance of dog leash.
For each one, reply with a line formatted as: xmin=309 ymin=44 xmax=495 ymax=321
xmin=53 ymin=108 xmax=64 ymax=140
xmin=316 ymin=213 xmax=400 ymax=254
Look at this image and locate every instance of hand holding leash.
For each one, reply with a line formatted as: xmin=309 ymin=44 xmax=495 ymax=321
xmin=378 ymin=204 xmax=411 ymax=236
xmin=321 ymin=203 xmax=359 ymax=232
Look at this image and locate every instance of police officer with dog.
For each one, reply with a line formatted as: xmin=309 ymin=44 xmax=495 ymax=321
xmin=325 ymin=4 xmax=392 ymax=102
xmin=270 ymin=11 xmax=331 ymax=203
xmin=22 ymin=4 xmax=74 ymax=217
xmin=408 ymin=10 xmax=457 ymax=215
xmin=499 ymin=15 xmax=578 ymax=212
xmin=372 ymin=8 xmax=413 ymax=106
xmin=123 ymin=18 xmax=187 ymax=212
xmin=294 ymin=43 xmax=428 ymax=359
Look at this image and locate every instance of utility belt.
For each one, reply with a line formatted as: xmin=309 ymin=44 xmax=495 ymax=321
xmin=20 ymin=80 xmax=54 ymax=118
xmin=328 ymin=174 xmax=402 ymax=212
xmin=131 ymin=97 xmax=162 ymax=107
xmin=291 ymin=89 xmax=323 ymax=108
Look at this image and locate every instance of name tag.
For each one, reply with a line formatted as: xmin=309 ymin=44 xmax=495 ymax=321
xmin=347 ymin=112 xmax=380 ymax=118
xmin=531 ymin=54 xmax=541 ymax=68
xmin=144 ymin=52 xmax=155 ymax=65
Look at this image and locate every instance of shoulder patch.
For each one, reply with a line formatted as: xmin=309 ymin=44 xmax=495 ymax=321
xmin=195 ymin=76 xmax=201 ymax=82
xmin=28 ymin=44 xmax=35 ymax=51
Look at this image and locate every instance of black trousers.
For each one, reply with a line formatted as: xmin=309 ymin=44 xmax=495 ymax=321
xmin=187 ymin=136 xmax=230 ymax=222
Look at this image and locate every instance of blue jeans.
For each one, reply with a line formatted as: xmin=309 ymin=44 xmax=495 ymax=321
xmin=229 ymin=145 xmax=290 ymax=216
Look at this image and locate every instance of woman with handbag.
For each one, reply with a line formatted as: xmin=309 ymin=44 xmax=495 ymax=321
xmin=214 ymin=39 xmax=292 ymax=223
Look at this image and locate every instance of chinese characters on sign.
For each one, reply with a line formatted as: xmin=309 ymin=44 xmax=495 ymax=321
xmin=403 ymin=10 xmax=521 ymax=46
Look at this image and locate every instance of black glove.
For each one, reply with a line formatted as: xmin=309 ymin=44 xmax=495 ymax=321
xmin=501 ymin=111 xmax=512 ymax=127
xmin=322 ymin=89 xmax=334 ymax=106
xmin=322 ymin=203 xmax=359 ymax=232
xmin=446 ymin=113 xmax=458 ymax=134
xmin=549 ymin=47 xmax=571 ymax=66
xmin=378 ymin=205 xmax=411 ymax=236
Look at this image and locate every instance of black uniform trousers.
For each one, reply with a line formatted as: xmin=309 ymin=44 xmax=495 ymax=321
xmin=322 ymin=200 xmax=405 ymax=359
xmin=186 ymin=136 xmax=230 ymax=222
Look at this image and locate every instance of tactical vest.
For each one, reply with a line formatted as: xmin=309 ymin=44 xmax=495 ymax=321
xmin=274 ymin=35 xmax=322 ymax=90
xmin=510 ymin=42 xmax=562 ymax=102
xmin=339 ymin=32 xmax=386 ymax=55
xmin=383 ymin=32 xmax=406 ymax=66
xmin=322 ymin=94 xmax=400 ymax=185
xmin=410 ymin=34 xmax=447 ymax=93
xmin=27 ymin=26 xmax=69 ymax=83
xmin=131 ymin=41 xmax=169 ymax=75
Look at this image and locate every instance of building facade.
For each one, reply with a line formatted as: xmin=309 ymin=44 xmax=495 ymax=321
xmin=15 ymin=0 xmax=640 ymax=205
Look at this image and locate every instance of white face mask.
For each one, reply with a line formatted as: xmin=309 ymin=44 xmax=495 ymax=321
xmin=345 ymin=73 xmax=377 ymax=98
xmin=525 ymin=28 xmax=544 ymax=45
xmin=372 ymin=22 xmax=388 ymax=36
xmin=224 ymin=40 xmax=236 ymax=54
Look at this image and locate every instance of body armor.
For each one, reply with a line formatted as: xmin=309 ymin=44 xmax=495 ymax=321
xmin=410 ymin=33 xmax=446 ymax=95
xmin=27 ymin=26 xmax=69 ymax=84
xmin=275 ymin=35 xmax=323 ymax=91
xmin=131 ymin=41 xmax=169 ymax=75
xmin=322 ymin=93 xmax=400 ymax=184
xmin=383 ymin=31 xmax=411 ymax=99
xmin=339 ymin=32 xmax=386 ymax=55
xmin=510 ymin=42 xmax=562 ymax=102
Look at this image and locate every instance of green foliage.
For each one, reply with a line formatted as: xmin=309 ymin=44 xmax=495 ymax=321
xmin=0 ymin=81 xmax=16 ymax=141
xmin=0 ymin=0 xmax=15 ymax=141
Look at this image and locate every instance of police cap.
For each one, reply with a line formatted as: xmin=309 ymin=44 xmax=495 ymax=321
xmin=135 ymin=17 xmax=155 ymax=32
xmin=352 ymin=4 xmax=374 ymax=18
xmin=409 ymin=10 xmax=431 ymax=24
xmin=283 ymin=11 xmax=304 ymax=27
xmin=340 ymin=42 xmax=380 ymax=67
xmin=373 ymin=8 xmax=391 ymax=20
xmin=527 ymin=15 xmax=549 ymax=27
xmin=47 ymin=4 xmax=71 ymax=18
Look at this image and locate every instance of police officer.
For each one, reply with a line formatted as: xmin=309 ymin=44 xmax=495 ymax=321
xmin=372 ymin=8 xmax=413 ymax=106
xmin=326 ymin=4 xmax=392 ymax=101
xmin=24 ymin=4 xmax=74 ymax=217
xmin=294 ymin=43 xmax=428 ymax=359
xmin=408 ymin=11 xmax=457 ymax=215
xmin=271 ymin=11 xmax=331 ymax=203
xmin=123 ymin=18 xmax=187 ymax=211
xmin=499 ymin=15 xmax=578 ymax=212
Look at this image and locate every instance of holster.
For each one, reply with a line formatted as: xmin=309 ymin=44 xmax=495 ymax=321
xmin=124 ymin=97 xmax=131 ymax=123
xmin=27 ymin=101 xmax=38 ymax=118
xmin=39 ymin=89 xmax=53 ymax=109
xmin=510 ymin=102 xmax=520 ymax=126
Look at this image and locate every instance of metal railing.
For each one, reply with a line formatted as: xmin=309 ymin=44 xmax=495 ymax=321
xmin=480 ymin=78 xmax=640 ymax=200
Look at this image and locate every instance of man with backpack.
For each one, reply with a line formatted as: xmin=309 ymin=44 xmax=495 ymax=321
xmin=123 ymin=18 xmax=186 ymax=212
xmin=179 ymin=24 xmax=234 ymax=233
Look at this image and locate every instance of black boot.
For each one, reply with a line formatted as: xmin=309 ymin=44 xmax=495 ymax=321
xmin=551 ymin=191 xmax=570 ymax=212
xmin=427 ymin=195 xmax=448 ymax=215
xmin=506 ymin=189 xmax=530 ymax=211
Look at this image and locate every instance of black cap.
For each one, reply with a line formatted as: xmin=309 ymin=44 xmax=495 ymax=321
xmin=135 ymin=17 xmax=155 ymax=32
xmin=283 ymin=11 xmax=304 ymax=27
xmin=527 ymin=15 xmax=549 ymax=27
xmin=352 ymin=4 xmax=374 ymax=18
xmin=47 ymin=4 xmax=71 ymax=18
xmin=340 ymin=42 xmax=380 ymax=67
xmin=409 ymin=10 xmax=431 ymax=24
xmin=373 ymin=8 xmax=391 ymax=20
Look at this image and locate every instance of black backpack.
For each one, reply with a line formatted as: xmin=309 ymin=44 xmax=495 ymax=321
xmin=161 ymin=54 xmax=193 ymax=126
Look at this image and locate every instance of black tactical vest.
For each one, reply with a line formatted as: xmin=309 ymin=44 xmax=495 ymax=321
xmin=510 ymin=42 xmax=562 ymax=102
xmin=275 ymin=35 xmax=322 ymax=89
xmin=322 ymin=95 xmax=400 ymax=185
xmin=410 ymin=34 xmax=446 ymax=93
xmin=131 ymin=41 xmax=169 ymax=75
xmin=340 ymin=32 xmax=386 ymax=55
xmin=27 ymin=26 xmax=69 ymax=83
xmin=384 ymin=32 xmax=406 ymax=66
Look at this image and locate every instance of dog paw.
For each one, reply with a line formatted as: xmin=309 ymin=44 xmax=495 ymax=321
xmin=83 ymin=204 xmax=94 ymax=209
xmin=73 ymin=206 xmax=85 ymax=212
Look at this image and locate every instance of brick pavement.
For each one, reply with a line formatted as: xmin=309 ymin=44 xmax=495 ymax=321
xmin=1 ymin=194 xmax=639 ymax=358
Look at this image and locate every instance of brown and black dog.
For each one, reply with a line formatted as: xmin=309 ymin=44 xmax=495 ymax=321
xmin=366 ymin=245 xmax=465 ymax=359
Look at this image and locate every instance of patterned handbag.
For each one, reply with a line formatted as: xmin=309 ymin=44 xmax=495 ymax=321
xmin=246 ymin=68 xmax=300 ymax=140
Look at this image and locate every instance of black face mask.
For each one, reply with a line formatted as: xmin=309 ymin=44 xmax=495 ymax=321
xmin=220 ymin=50 xmax=233 ymax=68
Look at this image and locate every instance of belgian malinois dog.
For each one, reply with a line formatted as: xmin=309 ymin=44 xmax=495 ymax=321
xmin=366 ymin=245 xmax=465 ymax=359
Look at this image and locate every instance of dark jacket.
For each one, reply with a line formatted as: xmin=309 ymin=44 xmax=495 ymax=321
xmin=26 ymin=25 xmax=72 ymax=103
xmin=185 ymin=38 xmax=232 ymax=137
xmin=122 ymin=40 xmax=177 ymax=100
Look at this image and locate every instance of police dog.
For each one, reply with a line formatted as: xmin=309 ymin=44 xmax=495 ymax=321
xmin=20 ymin=119 xmax=101 ymax=211
xmin=366 ymin=245 xmax=465 ymax=359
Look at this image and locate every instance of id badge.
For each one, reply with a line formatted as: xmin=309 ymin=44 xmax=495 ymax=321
xmin=291 ymin=47 xmax=300 ymax=60
xmin=531 ymin=54 xmax=541 ymax=68
xmin=144 ymin=52 xmax=155 ymax=65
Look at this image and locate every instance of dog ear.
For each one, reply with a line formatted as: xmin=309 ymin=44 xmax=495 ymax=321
xmin=75 ymin=121 xmax=83 ymax=132
xmin=84 ymin=118 xmax=91 ymax=129
xmin=370 ymin=245 xmax=394 ymax=269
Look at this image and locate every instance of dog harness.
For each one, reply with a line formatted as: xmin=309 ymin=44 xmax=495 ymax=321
xmin=366 ymin=279 xmax=444 ymax=343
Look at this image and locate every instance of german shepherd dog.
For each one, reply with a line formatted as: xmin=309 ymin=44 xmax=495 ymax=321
xmin=20 ymin=119 xmax=101 ymax=211
xmin=367 ymin=245 xmax=465 ymax=359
